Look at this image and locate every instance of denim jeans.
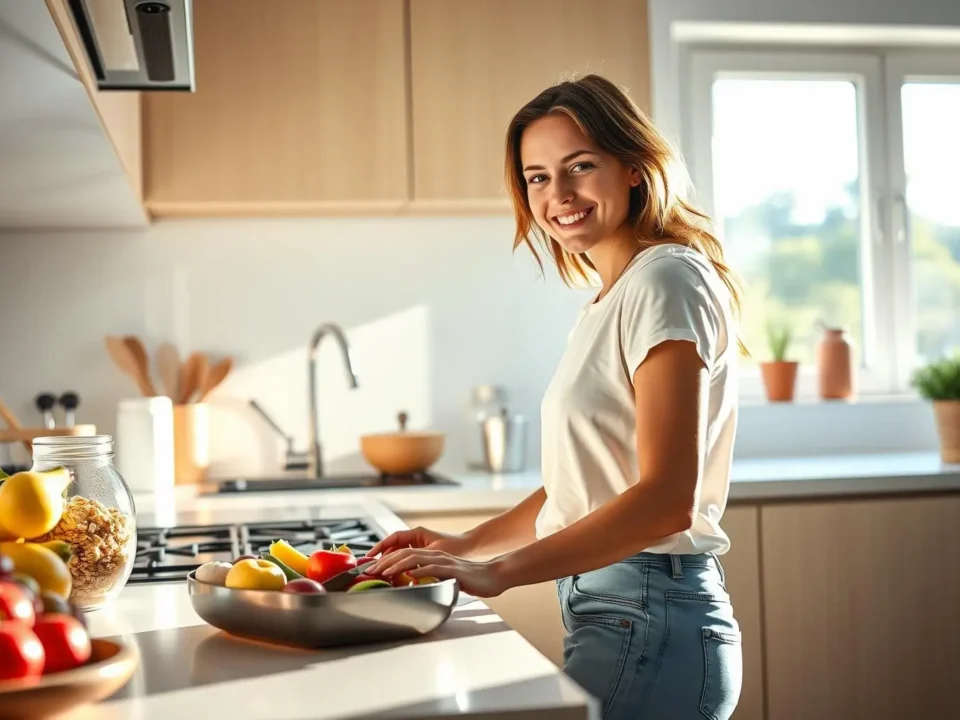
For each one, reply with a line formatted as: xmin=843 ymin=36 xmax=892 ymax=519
xmin=556 ymin=552 xmax=742 ymax=720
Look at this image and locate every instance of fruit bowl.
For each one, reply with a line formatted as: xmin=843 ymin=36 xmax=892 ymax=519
xmin=187 ymin=571 xmax=459 ymax=649
xmin=0 ymin=638 xmax=139 ymax=720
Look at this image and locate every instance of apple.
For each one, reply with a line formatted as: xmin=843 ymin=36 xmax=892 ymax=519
xmin=281 ymin=578 xmax=327 ymax=594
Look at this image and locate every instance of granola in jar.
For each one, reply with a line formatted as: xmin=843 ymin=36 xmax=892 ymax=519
xmin=35 ymin=495 xmax=136 ymax=608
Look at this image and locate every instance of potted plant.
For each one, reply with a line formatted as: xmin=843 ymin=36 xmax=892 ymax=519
xmin=911 ymin=355 xmax=960 ymax=464
xmin=760 ymin=323 xmax=799 ymax=402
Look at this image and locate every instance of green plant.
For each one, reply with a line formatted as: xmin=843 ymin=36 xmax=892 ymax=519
xmin=765 ymin=323 xmax=793 ymax=362
xmin=911 ymin=355 xmax=960 ymax=400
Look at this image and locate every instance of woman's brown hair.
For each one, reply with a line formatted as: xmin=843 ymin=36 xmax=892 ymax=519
xmin=504 ymin=73 xmax=746 ymax=354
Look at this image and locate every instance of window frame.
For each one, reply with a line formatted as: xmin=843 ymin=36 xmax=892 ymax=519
xmin=685 ymin=48 xmax=892 ymax=400
xmin=882 ymin=50 xmax=960 ymax=391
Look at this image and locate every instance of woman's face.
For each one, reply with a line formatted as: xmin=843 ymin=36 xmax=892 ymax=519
xmin=520 ymin=112 xmax=640 ymax=255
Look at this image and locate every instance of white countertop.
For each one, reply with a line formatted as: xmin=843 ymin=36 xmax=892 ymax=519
xmin=68 ymin=500 xmax=597 ymax=720
xmin=133 ymin=452 xmax=960 ymax=523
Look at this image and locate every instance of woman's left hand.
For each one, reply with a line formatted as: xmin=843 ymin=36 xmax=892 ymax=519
xmin=365 ymin=548 xmax=508 ymax=598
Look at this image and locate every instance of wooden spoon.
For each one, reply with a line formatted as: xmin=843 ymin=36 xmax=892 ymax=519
xmin=105 ymin=336 xmax=154 ymax=397
xmin=0 ymin=397 xmax=32 ymax=454
xmin=198 ymin=357 xmax=233 ymax=401
xmin=122 ymin=336 xmax=157 ymax=396
xmin=155 ymin=342 xmax=181 ymax=400
xmin=177 ymin=352 xmax=209 ymax=404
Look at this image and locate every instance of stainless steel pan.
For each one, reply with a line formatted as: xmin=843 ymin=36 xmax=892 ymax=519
xmin=186 ymin=572 xmax=459 ymax=648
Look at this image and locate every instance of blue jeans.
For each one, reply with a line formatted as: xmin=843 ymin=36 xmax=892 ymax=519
xmin=556 ymin=552 xmax=742 ymax=720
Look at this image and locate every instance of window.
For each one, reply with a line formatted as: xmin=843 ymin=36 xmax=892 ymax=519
xmin=685 ymin=49 xmax=960 ymax=397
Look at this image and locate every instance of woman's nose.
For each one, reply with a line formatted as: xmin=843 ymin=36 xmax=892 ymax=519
xmin=549 ymin=176 xmax=575 ymax=205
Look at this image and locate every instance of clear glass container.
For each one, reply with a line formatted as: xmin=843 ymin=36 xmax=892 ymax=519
xmin=31 ymin=435 xmax=137 ymax=612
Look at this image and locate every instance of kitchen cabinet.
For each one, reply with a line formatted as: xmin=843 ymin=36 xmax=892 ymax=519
xmin=719 ymin=506 xmax=765 ymax=720
xmin=760 ymin=496 xmax=960 ymax=720
xmin=46 ymin=0 xmax=142 ymax=201
xmin=143 ymin=0 xmax=409 ymax=216
xmin=408 ymin=0 xmax=651 ymax=211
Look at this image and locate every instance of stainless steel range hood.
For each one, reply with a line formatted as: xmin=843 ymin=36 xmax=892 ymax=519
xmin=66 ymin=0 xmax=194 ymax=91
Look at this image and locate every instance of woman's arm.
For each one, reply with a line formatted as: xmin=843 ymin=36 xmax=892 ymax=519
xmin=497 ymin=339 xmax=706 ymax=588
xmin=368 ymin=339 xmax=710 ymax=597
xmin=461 ymin=486 xmax=546 ymax=560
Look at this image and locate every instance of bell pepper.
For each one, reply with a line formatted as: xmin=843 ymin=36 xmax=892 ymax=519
xmin=306 ymin=549 xmax=357 ymax=585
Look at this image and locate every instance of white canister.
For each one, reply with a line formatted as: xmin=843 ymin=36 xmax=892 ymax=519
xmin=115 ymin=397 xmax=175 ymax=496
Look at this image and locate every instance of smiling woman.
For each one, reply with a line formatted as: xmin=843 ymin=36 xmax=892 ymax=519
xmin=367 ymin=74 xmax=746 ymax=720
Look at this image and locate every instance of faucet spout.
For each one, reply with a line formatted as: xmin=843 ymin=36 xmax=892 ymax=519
xmin=308 ymin=323 xmax=359 ymax=478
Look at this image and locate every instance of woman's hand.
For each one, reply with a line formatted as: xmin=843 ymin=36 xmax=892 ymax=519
xmin=367 ymin=526 xmax=473 ymax=559
xmin=365 ymin=548 xmax=508 ymax=598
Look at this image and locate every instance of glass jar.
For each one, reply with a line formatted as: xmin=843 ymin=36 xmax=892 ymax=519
xmin=31 ymin=435 xmax=137 ymax=612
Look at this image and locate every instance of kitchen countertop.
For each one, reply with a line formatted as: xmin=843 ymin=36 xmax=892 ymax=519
xmin=133 ymin=452 xmax=960 ymax=521
xmin=69 ymin=499 xmax=597 ymax=720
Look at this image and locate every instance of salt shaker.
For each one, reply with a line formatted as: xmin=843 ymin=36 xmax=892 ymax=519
xmin=115 ymin=396 xmax=175 ymax=495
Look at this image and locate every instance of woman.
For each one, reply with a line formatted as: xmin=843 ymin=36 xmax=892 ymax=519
xmin=366 ymin=74 xmax=744 ymax=720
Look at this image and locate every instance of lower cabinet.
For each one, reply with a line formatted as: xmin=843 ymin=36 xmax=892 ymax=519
xmin=760 ymin=496 xmax=960 ymax=720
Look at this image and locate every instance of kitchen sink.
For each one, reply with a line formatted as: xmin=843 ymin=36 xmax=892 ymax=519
xmin=201 ymin=471 xmax=458 ymax=495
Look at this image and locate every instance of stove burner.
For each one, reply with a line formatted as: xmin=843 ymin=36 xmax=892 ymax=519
xmin=127 ymin=518 xmax=383 ymax=584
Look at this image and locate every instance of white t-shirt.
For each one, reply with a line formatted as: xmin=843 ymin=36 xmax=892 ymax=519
xmin=535 ymin=243 xmax=739 ymax=555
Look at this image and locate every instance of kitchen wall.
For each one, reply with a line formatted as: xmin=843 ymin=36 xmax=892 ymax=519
xmin=0 ymin=217 xmax=590 ymax=476
xmin=0 ymin=216 xmax=940 ymax=478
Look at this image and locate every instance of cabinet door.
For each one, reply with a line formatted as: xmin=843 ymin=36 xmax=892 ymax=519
xmin=720 ymin=506 xmax=765 ymax=720
xmin=144 ymin=0 xmax=409 ymax=216
xmin=761 ymin=496 xmax=960 ymax=720
xmin=409 ymin=0 xmax=650 ymax=210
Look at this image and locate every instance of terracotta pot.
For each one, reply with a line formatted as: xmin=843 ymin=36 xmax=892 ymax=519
xmin=360 ymin=411 xmax=444 ymax=476
xmin=932 ymin=400 xmax=960 ymax=464
xmin=817 ymin=327 xmax=854 ymax=400
xmin=760 ymin=361 xmax=799 ymax=402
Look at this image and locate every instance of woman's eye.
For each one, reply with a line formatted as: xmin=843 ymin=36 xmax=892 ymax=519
xmin=570 ymin=162 xmax=594 ymax=173
xmin=527 ymin=174 xmax=547 ymax=185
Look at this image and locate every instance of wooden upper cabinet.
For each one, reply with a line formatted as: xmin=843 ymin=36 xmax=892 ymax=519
xmin=143 ymin=0 xmax=409 ymax=216
xmin=408 ymin=0 xmax=651 ymax=210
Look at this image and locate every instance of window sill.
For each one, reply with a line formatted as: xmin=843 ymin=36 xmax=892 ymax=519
xmin=738 ymin=390 xmax=921 ymax=408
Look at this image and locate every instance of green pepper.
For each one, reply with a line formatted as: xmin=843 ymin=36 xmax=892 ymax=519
xmin=260 ymin=552 xmax=303 ymax=581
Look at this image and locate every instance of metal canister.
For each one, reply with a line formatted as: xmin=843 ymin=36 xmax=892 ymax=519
xmin=481 ymin=408 xmax=527 ymax=473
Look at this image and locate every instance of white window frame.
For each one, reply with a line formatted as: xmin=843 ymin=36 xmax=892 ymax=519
xmin=683 ymin=47 xmax=960 ymax=401
xmin=882 ymin=50 xmax=960 ymax=391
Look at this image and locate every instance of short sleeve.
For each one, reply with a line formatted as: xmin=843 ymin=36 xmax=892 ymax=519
xmin=619 ymin=254 xmax=723 ymax=379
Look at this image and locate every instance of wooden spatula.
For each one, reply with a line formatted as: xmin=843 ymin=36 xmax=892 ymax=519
xmin=198 ymin=357 xmax=233 ymax=401
xmin=105 ymin=336 xmax=154 ymax=396
xmin=155 ymin=342 xmax=181 ymax=400
xmin=177 ymin=352 xmax=209 ymax=404
xmin=0 ymin=397 xmax=32 ymax=454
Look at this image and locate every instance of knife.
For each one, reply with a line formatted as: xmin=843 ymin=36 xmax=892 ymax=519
xmin=323 ymin=559 xmax=378 ymax=592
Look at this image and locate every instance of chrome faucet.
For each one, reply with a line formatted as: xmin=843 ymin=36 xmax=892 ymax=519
xmin=308 ymin=322 xmax=359 ymax=478
xmin=248 ymin=322 xmax=359 ymax=479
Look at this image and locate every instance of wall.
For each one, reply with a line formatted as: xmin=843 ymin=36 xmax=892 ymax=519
xmin=0 ymin=217 xmax=589 ymax=476
xmin=0 ymin=216 xmax=940 ymax=478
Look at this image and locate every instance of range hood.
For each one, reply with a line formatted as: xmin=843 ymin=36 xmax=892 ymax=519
xmin=66 ymin=0 xmax=194 ymax=91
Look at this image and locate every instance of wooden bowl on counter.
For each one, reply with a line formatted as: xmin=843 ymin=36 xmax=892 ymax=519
xmin=0 ymin=638 xmax=139 ymax=720
xmin=360 ymin=411 xmax=444 ymax=475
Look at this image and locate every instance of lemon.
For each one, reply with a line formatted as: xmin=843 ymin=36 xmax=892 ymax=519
xmin=0 ymin=542 xmax=73 ymax=598
xmin=268 ymin=538 xmax=309 ymax=576
xmin=0 ymin=467 xmax=71 ymax=540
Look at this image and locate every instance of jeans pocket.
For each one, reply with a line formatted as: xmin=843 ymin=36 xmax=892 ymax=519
xmin=699 ymin=628 xmax=743 ymax=720
xmin=562 ymin=615 xmax=635 ymax=717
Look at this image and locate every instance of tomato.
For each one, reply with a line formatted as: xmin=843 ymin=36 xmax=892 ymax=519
xmin=32 ymin=614 xmax=91 ymax=674
xmin=0 ymin=623 xmax=44 ymax=681
xmin=0 ymin=580 xmax=36 ymax=627
xmin=306 ymin=549 xmax=357 ymax=584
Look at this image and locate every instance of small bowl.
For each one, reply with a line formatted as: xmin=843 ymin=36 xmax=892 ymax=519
xmin=360 ymin=410 xmax=444 ymax=475
xmin=0 ymin=638 xmax=139 ymax=720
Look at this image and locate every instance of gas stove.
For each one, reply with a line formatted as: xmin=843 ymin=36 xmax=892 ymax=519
xmin=129 ymin=518 xmax=383 ymax=584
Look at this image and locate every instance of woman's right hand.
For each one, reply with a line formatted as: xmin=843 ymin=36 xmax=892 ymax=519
xmin=368 ymin=526 xmax=473 ymax=559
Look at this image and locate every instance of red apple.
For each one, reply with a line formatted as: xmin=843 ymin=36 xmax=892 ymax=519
xmin=281 ymin=578 xmax=327 ymax=594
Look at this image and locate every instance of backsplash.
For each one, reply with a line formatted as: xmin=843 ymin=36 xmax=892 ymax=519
xmin=0 ymin=216 xmax=939 ymax=476
xmin=0 ymin=216 xmax=589 ymax=476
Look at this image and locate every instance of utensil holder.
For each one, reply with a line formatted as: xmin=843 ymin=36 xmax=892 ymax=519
xmin=173 ymin=403 xmax=210 ymax=485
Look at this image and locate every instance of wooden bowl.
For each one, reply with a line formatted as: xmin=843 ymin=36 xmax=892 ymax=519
xmin=0 ymin=638 xmax=139 ymax=720
xmin=360 ymin=411 xmax=444 ymax=475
